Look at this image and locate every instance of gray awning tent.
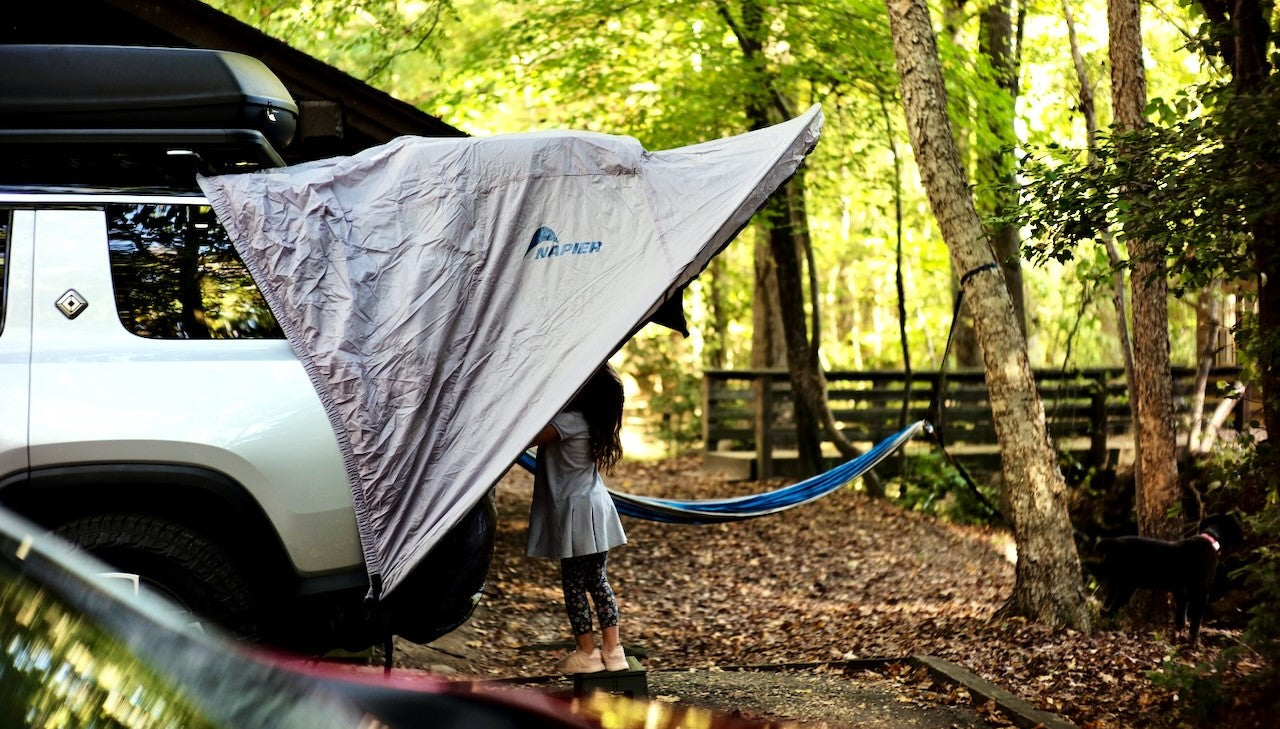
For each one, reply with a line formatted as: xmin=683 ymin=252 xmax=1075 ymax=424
xmin=199 ymin=106 xmax=824 ymax=598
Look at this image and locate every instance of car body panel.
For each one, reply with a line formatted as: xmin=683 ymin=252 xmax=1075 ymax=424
xmin=18 ymin=203 xmax=361 ymax=574
xmin=0 ymin=210 xmax=33 ymax=479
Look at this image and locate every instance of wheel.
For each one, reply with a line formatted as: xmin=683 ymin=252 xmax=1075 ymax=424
xmin=56 ymin=514 xmax=261 ymax=639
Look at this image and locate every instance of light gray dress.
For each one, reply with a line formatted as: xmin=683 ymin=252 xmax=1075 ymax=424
xmin=526 ymin=411 xmax=627 ymax=559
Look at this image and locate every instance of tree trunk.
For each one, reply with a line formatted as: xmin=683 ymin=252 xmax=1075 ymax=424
xmin=977 ymin=0 xmax=1027 ymax=338
xmin=1189 ymin=282 xmax=1230 ymax=452
xmin=1195 ymin=281 xmax=1233 ymax=368
xmin=1252 ymin=211 xmax=1280 ymax=434
xmin=706 ymin=256 xmax=729 ymax=370
xmin=884 ymin=0 xmax=1090 ymax=628
xmin=881 ymin=93 xmax=913 ymax=486
xmin=763 ymin=192 xmax=826 ymax=475
xmin=1227 ymin=0 xmax=1280 ymax=434
xmin=734 ymin=0 xmax=824 ymax=475
xmin=1061 ymin=0 xmax=1098 ymax=149
xmin=1128 ymin=242 xmax=1180 ymax=537
xmin=751 ymin=233 xmax=788 ymax=371
xmin=941 ymin=0 xmax=982 ymax=368
xmin=1109 ymin=0 xmax=1182 ymax=539
xmin=752 ymin=230 xmax=788 ymax=475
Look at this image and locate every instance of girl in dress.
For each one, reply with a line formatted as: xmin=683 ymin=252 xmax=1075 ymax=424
xmin=527 ymin=364 xmax=629 ymax=674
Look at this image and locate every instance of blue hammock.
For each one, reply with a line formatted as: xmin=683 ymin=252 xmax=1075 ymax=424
xmin=516 ymin=419 xmax=928 ymax=524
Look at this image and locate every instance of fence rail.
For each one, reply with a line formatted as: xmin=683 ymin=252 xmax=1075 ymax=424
xmin=703 ymin=367 xmax=1246 ymax=479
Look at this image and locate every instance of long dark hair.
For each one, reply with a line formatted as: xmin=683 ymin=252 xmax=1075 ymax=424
xmin=567 ymin=364 xmax=625 ymax=474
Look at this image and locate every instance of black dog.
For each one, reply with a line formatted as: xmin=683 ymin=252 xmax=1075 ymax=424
xmin=1095 ymin=514 xmax=1244 ymax=645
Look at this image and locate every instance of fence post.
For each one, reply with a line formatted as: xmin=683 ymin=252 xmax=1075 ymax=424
xmin=701 ymin=374 xmax=712 ymax=451
xmin=755 ymin=372 xmax=774 ymax=480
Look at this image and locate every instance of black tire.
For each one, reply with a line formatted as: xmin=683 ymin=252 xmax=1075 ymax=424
xmin=57 ymin=513 xmax=261 ymax=639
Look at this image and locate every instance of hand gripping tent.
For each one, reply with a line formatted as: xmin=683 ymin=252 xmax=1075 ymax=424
xmin=198 ymin=105 xmax=824 ymax=600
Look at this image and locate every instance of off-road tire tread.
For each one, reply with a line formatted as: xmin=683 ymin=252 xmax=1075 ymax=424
xmin=57 ymin=513 xmax=261 ymax=639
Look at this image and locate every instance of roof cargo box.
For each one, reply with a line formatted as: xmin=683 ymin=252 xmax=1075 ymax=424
xmin=0 ymin=45 xmax=298 ymax=152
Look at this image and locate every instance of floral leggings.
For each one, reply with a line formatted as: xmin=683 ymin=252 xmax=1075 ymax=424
xmin=560 ymin=551 xmax=618 ymax=636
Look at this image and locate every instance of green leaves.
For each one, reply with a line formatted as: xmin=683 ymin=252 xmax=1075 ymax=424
xmin=207 ymin=0 xmax=455 ymax=84
xmin=1015 ymin=80 xmax=1276 ymax=294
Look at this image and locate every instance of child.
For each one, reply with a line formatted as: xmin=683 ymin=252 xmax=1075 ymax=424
xmin=527 ymin=364 xmax=629 ymax=674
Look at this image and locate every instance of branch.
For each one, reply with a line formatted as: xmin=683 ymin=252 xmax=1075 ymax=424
xmin=716 ymin=0 xmax=793 ymax=121
xmin=713 ymin=0 xmax=746 ymax=48
xmin=1197 ymin=381 xmax=1245 ymax=453
xmin=1197 ymin=0 xmax=1238 ymax=70
xmin=363 ymin=3 xmax=447 ymax=82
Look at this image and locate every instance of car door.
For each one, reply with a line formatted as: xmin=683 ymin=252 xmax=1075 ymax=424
xmin=0 ymin=209 xmax=32 ymax=481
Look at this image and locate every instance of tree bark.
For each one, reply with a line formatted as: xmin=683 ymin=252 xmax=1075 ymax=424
xmin=751 ymin=230 xmax=788 ymax=475
xmin=1109 ymin=0 xmax=1182 ymax=538
xmin=706 ymin=256 xmax=729 ymax=370
xmin=1061 ymin=0 xmax=1098 ymax=149
xmin=763 ymin=192 xmax=826 ymax=474
xmin=751 ymin=233 xmax=788 ymax=371
xmin=1189 ymin=282 xmax=1230 ymax=452
xmin=1254 ymin=212 xmax=1280 ymax=434
xmin=884 ymin=0 xmax=1090 ymax=627
xmin=977 ymin=0 xmax=1027 ymax=338
xmin=731 ymin=0 xmax=824 ymax=475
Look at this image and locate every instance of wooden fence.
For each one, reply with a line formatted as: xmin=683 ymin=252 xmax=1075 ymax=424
xmin=703 ymin=367 xmax=1246 ymax=479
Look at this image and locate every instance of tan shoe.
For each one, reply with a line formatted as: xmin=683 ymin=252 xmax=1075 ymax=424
xmin=601 ymin=644 xmax=628 ymax=672
xmin=555 ymin=649 xmax=605 ymax=675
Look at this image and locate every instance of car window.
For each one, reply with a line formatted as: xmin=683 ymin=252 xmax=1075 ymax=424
xmin=106 ymin=204 xmax=283 ymax=340
xmin=0 ymin=561 xmax=222 ymax=729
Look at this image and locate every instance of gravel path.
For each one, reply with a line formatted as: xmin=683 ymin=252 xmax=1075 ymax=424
xmin=645 ymin=668 xmax=1002 ymax=728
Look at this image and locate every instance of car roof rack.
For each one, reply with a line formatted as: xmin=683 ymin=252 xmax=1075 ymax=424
xmin=0 ymin=129 xmax=286 ymax=169
xmin=0 ymin=129 xmax=286 ymax=192
xmin=0 ymin=45 xmax=297 ymax=189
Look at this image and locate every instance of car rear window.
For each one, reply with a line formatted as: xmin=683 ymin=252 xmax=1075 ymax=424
xmin=106 ymin=203 xmax=283 ymax=340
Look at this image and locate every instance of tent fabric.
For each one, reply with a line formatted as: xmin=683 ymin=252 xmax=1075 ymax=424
xmin=198 ymin=105 xmax=824 ymax=598
xmin=517 ymin=420 xmax=928 ymax=523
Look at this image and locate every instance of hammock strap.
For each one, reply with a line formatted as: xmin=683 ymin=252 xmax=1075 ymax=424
xmin=927 ymin=261 xmax=1009 ymax=525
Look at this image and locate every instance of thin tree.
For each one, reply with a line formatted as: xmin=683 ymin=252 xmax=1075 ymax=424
xmin=883 ymin=0 xmax=1090 ymax=626
xmin=1108 ymin=0 xmax=1182 ymax=540
xmin=721 ymin=0 xmax=886 ymax=482
xmin=880 ymin=93 xmax=913 ymax=473
xmin=1061 ymin=0 xmax=1139 ymax=440
xmin=976 ymin=0 xmax=1028 ymax=338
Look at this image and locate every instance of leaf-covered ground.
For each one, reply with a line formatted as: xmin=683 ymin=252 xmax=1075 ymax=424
xmin=393 ymin=456 xmax=1269 ymax=728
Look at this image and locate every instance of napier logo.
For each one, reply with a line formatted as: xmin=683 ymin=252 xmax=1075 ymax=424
xmin=525 ymin=226 xmax=603 ymax=259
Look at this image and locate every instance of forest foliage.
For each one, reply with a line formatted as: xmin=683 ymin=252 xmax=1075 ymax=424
xmin=208 ymin=0 xmax=1211 ymax=382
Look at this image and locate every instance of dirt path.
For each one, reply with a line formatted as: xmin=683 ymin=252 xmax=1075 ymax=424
xmin=384 ymin=456 xmax=1243 ymax=728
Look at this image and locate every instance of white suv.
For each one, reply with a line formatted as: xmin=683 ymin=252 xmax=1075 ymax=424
xmin=0 ymin=45 xmax=494 ymax=652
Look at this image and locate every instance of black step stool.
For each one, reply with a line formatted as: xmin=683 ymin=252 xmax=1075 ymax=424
xmin=572 ymin=656 xmax=647 ymax=699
